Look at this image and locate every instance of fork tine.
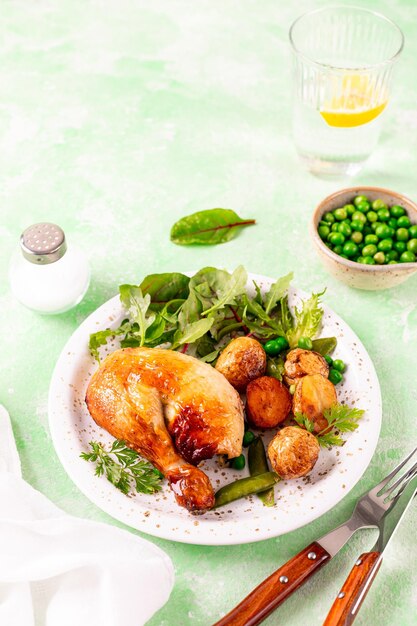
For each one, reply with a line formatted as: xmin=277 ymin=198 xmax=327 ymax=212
xmin=369 ymin=446 xmax=417 ymax=497
xmin=382 ymin=461 xmax=417 ymax=501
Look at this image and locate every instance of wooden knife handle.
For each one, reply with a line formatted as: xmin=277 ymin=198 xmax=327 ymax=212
xmin=322 ymin=551 xmax=382 ymax=626
xmin=213 ymin=542 xmax=331 ymax=626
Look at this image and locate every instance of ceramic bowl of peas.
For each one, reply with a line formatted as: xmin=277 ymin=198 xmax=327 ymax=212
xmin=310 ymin=187 xmax=417 ymax=290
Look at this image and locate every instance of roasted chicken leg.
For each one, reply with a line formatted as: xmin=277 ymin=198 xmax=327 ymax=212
xmin=85 ymin=347 xmax=244 ymax=512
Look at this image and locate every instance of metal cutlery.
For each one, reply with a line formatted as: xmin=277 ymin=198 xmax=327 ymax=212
xmin=213 ymin=447 xmax=417 ymax=626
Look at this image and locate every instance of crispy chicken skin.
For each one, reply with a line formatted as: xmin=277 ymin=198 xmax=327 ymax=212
xmin=85 ymin=347 xmax=244 ymax=512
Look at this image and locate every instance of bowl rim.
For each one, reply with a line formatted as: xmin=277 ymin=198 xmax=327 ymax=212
xmin=311 ymin=186 xmax=417 ymax=272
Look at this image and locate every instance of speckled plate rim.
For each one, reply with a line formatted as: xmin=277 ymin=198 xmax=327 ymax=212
xmin=48 ymin=272 xmax=382 ymax=546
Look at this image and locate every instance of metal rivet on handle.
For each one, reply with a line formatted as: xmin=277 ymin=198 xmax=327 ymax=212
xmin=308 ymin=552 xmax=317 ymax=560
xmin=356 ymin=559 xmax=362 ymax=566
xmin=338 ymin=592 xmax=345 ymax=599
xmin=279 ymin=576 xmax=289 ymax=584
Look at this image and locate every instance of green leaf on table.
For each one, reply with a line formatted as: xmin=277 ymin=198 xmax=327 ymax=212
xmin=286 ymin=290 xmax=325 ymax=348
xmin=139 ymin=272 xmax=190 ymax=310
xmin=170 ymin=208 xmax=256 ymax=245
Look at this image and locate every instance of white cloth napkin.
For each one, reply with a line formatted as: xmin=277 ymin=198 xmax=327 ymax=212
xmin=0 ymin=405 xmax=174 ymax=626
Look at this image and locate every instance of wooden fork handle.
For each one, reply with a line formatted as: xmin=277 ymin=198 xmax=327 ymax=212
xmin=213 ymin=542 xmax=331 ymax=626
xmin=322 ymin=551 xmax=382 ymax=626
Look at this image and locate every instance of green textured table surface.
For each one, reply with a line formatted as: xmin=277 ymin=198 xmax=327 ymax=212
xmin=1 ymin=1 xmax=416 ymax=625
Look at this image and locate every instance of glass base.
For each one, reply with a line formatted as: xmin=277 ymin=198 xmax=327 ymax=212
xmin=297 ymin=151 xmax=366 ymax=178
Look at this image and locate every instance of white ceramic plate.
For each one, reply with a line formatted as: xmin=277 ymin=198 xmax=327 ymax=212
xmin=48 ymin=273 xmax=382 ymax=545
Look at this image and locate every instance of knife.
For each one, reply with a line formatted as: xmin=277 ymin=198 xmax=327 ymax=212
xmin=322 ymin=469 xmax=417 ymax=626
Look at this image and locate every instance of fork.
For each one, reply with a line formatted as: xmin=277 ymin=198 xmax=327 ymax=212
xmin=213 ymin=447 xmax=417 ymax=626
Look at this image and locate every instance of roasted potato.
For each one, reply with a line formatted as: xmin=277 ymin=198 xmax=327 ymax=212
xmin=284 ymin=348 xmax=329 ymax=386
xmin=267 ymin=426 xmax=320 ymax=479
xmin=292 ymin=373 xmax=337 ymax=433
xmin=215 ymin=337 xmax=266 ymax=392
xmin=246 ymin=376 xmax=292 ymax=429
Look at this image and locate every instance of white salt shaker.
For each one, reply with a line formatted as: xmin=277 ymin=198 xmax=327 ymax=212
xmin=9 ymin=222 xmax=90 ymax=314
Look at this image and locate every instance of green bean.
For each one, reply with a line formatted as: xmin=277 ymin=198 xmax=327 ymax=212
xmin=214 ymin=472 xmax=279 ymax=508
xmin=311 ymin=336 xmax=337 ymax=356
xmin=248 ymin=437 xmax=275 ymax=506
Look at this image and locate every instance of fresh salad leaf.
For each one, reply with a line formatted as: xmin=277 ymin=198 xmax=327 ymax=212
xmin=202 ymin=266 xmax=247 ymax=316
xmin=286 ymin=290 xmax=325 ymax=348
xmin=263 ymin=272 xmax=293 ymax=315
xmin=311 ymin=337 xmax=337 ymax=356
xmin=119 ymin=285 xmax=157 ymax=347
xmin=139 ymin=273 xmax=190 ymax=310
xmin=172 ymin=317 xmax=214 ymax=348
xmin=170 ymin=209 xmax=256 ymax=245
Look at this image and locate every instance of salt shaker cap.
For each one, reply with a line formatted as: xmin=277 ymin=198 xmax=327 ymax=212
xmin=20 ymin=223 xmax=67 ymax=264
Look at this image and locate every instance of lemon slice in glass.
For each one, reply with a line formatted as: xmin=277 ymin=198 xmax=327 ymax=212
xmin=320 ymin=75 xmax=387 ymax=128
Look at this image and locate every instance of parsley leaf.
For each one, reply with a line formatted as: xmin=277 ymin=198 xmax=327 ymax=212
xmin=294 ymin=404 xmax=365 ymax=448
xmin=81 ymin=440 xmax=163 ymax=495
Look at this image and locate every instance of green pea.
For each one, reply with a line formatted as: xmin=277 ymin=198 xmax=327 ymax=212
xmin=388 ymin=218 xmax=398 ymax=229
xmin=400 ymin=250 xmax=416 ymax=263
xmin=373 ymin=251 xmax=385 ymax=264
xmin=396 ymin=227 xmax=409 ymax=242
xmin=372 ymin=199 xmax=388 ymax=211
xmin=354 ymin=195 xmax=368 ymax=206
xmin=356 ymin=202 xmax=370 ymax=213
xmin=377 ymin=208 xmax=390 ymax=222
xmin=407 ymin=239 xmax=417 ymax=254
xmin=378 ymin=238 xmax=393 ymax=252
xmin=323 ymin=212 xmax=335 ymax=224
xmin=333 ymin=245 xmax=343 ymax=255
xmin=390 ymin=205 xmax=406 ymax=218
xmin=231 ymin=454 xmax=246 ymax=470
xmin=387 ymin=250 xmax=399 ymax=261
xmin=375 ymin=224 xmax=391 ymax=239
xmin=332 ymin=359 xmax=346 ymax=373
xmin=343 ymin=241 xmax=358 ymax=258
xmin=318 ymin=224 xmax=330 ymax=240
xmin=331 ymin=222 xmax=340 ymax=232
xmin=366 ymin=210 xmax=378 ymax=223
xmin=350 ymin=219 xmax=364 ymax=232
xmin=328 ymin=232 xmax=345 ymax=246
xmin=264 ymin=336 xmax=288 ymax=356
xmin=362 ymin=256 xmax=376 ymax=265
xmin=356 ymin=256 xmax=365 ymax=263
xmin=362 ymin=244 xmax=378 ymax=257
xmin=394 ymin=241 xmax=407 ymax=253
xmin=352 ymin=211 xmax=367 ymax=224
xmin=351 ymin=231 xmax=363 ymax=244
xmin=339 ymin=223 xmax=352 ymax=237
xmin=397 ymin=215 xmax=411 ymax=228
xmin=329 ymin=369 xmax=343 ymax=385
xmin=298 ymin=336 xmax=313 ymax=350
xmin=409 ymin=225 xmax=417 ymax=239
xmin=334 ymin=207 xmax=347 ymax=221
xmin=388 ymin=260 xmax=398 ymax=264
xmin=344 ymin=204 xmax=355 ymax=216
xmin=364 ymin=234 xmax=378 ymax=245
xmin=243 ymin=431 xmax=255 ymax=447
xmin=324 ymin=354 xmax=333 ymax=365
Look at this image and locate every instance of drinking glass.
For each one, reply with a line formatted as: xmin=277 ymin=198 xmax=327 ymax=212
xmin=289 ymin=7 xmax=404 ymax=177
